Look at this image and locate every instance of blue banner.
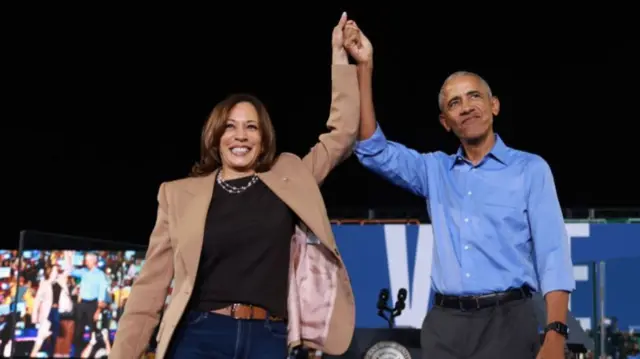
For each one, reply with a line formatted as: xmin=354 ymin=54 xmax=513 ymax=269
xmin=333 ymin=223 xmax=640 ymax=331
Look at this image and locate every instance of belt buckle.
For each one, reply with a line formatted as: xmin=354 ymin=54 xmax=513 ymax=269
xmin=459 ymin=296 xmax=481 ymax=311
xmin=231 ymin=303 xmax=241 ymax=318
xmin=458 ymin=297 xmax=471 ymax=311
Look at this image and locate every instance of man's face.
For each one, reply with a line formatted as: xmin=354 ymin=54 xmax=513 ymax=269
xmin=439 ymin=75 xmax=499 ymax=142
xmin=85 ymin=253 xmax=97 ymax=268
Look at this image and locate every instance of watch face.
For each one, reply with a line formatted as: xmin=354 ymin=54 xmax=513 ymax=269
xmin=546 ymin=322 xmax=569 ymax=337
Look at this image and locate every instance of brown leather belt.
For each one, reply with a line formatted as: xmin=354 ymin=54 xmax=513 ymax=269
xmin=211 ymin=303 xmax=285 ymax=322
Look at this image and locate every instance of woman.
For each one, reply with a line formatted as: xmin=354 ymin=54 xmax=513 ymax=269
xmin=111 ymin=13 xmax=367 ymax=359
xmin=31 ymin=264 xmax=74 ymax=357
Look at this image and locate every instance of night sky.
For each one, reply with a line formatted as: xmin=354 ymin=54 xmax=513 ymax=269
xmin=6 ymin=8 xmax=633 ymax=246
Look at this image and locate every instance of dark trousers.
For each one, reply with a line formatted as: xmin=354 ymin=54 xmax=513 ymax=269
xmin=44 ymin=307 xmax=61 ymax=356
xmin=421 ymin=297 xmax=541 ymax=359
xmin=166 ymin=311 xmax=288 ymax=359
xmin=73 ymin=299 xmax=98 ymax=353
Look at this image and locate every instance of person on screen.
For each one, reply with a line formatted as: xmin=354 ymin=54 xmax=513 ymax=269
xmin=30 ymin=264 xmax=74 ymax=357
xmin=67 ymin=251 xmax=109 ymax=356
xmin=344 ymin=21 xmax=575 ymax=359
xmin=79 ymin=327 xmax=111 ymax=358
xmin=0 ymin=307 xmax=14 ymax=357
xmin=14 ymin=276 xmax=29 ymax=308
xmin=112 ymin=13 xmax=361 ymax=359
xmin=79 ymin=278 xmax=114 ymax=358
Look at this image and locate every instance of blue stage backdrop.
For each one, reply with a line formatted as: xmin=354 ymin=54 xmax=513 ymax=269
xmin=332 ymin=223 xmax=640 ymax=331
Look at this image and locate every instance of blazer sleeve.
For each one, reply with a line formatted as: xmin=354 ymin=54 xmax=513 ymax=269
xmin=110 ymin=182 xmax=174 ymax=359
xmin=32 ymin=283 xmax=45 ymax=322
xmin=302 ymin=64 xmax=360 ymax=185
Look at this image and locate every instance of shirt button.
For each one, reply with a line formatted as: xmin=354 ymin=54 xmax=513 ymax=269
xmin=467 ymin=191 xmax=472 ymax=196
xmin=465 ymin=273 xmax=471 ymax=278
xmin=464 ymin=218 xmax=469 ymax=223
xmin=464 ymin=245 xmax=470 ymax=250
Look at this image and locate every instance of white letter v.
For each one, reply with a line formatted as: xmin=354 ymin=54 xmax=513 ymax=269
xmin=384 ymin=224 xmax=434 ymax=328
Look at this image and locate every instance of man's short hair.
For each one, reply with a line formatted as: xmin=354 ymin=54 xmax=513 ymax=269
xmin=438 ymin=71 xmax=493 ymax=111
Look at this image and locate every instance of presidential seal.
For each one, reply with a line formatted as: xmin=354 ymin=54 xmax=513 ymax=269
xmin=364 ymin=340 xmax=411 ymax=359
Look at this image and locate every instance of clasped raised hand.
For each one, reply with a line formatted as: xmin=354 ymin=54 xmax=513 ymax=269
xmin=331 ymin=13 xmax=373 ymax=66
xmin=344 ymin=21 xmax=373 ymax=66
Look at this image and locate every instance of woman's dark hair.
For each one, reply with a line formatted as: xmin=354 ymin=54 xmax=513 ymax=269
xmin=191 ymin=93 xmax=277 ymax=177
xmin=45 ymin=264 xmax=59 ymax=280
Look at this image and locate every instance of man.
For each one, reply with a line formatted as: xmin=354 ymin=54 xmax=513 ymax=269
xmin=67 ymin=251 xmax=109 ymax=356
xmin=344 ymin=22 xmax=575 ymax=359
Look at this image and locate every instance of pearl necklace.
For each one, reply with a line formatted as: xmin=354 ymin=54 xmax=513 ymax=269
xmin=216 ymin=171 xmax=259 ymax=194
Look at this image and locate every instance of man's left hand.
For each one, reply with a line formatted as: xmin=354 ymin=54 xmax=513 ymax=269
xmin=344 ymin=21 xmax=373 ymax=66
xmin=536 ymin=332 xmax=566 ymax=359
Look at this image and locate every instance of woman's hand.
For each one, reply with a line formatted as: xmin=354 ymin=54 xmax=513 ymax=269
xmin=331 ymin=12 xmax=349 ymax=65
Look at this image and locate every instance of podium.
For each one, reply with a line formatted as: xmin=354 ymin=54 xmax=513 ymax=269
xmin=324 ymin=328 xmax=421 ymax=359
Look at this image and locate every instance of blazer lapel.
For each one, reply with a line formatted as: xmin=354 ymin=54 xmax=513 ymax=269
xmin=177 ymin=170 xmax=217 ymax=281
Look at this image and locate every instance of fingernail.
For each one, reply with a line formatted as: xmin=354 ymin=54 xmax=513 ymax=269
xmin=342 ymin=11 xmax=347 ymax=17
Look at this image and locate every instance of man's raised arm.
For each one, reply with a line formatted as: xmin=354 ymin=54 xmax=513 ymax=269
xmin=345 ymin=22 xmax=430 ymax=198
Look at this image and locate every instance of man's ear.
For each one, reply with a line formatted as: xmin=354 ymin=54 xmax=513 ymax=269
xmin=491 ymin=96 xmax=500 ymax=116
xmin=439 ymin=113 xmax=451 ymax=132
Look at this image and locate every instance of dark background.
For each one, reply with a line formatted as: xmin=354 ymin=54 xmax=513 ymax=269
xmin=5 ymin=8 xmax=635 ymax=245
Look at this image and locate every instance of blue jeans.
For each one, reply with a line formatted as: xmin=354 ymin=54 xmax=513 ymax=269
xmin=45 ymin=307 xmax=60 ymax=356
xmin=166 ymin=310 xmax=288 ymax=359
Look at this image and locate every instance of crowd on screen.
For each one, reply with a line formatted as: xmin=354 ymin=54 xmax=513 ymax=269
xmin=0 ymin=249 xmax=145 ymax=358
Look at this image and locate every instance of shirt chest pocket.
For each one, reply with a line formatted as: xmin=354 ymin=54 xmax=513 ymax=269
xmin=479 ymin=188 xmax=527 ymax=227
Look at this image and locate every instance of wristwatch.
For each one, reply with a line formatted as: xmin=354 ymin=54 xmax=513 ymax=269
xmin=544 ymin=321 xmax=569 ymax=339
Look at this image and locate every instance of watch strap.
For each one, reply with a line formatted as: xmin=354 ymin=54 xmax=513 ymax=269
xmin=544 ymin=321 xmax=569 ymax=339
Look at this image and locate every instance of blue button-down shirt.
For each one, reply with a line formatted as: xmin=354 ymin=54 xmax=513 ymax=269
xmin=354 ymin=124 xmax=575 ymax=297
xmin=71 ymin=266 xmax=109 ymax=302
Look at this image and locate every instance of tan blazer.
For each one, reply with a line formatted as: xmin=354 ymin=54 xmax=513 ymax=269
xmin=110 ymin=64 xmax=360 ymax=359
xmin=32 ymin=278 xmax=73 ymax=326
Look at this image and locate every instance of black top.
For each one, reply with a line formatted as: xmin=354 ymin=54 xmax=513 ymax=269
xmin=52 ymin=282 xmax=61 ymax=305
xmin=188 ymin=174 xmax=296 ymax=318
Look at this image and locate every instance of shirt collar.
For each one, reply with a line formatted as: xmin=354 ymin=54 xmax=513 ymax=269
xmin=452 ymin=134 xmax=510 ymax=169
